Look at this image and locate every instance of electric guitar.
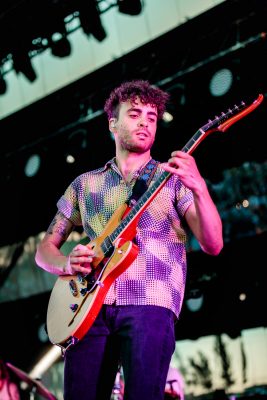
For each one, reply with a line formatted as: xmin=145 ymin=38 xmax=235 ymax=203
xmin=46 ymin=94 xmax=263 ymax=349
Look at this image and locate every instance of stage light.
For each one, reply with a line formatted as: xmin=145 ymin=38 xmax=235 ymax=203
xmin=24 ymin=154 xmax=41 ymax=177
xmin=209 ymin=68 xmax=233 ymax=97
xmin=78 ymin=0 xmax=106 ymax=42
xmin=38 ymin=323 xmax=49 ymax=343
xmin=239 ymin=292 xmax=246 ymax=301
xmin=117 ymin=0 xmax=143 ymax=15
xmin=12 ymin=50 xmax=37 ymax=82
xmin=186 ymin=296 xmax=204 ymax=312
xmin=65 ymin=128 xmax=87 ymax=163
xmin=50 ymin=33 xmax=72 ymax=58
xmin=186 ymin=288 xmax=204 ymax=312
xmin=162 ymin=111 xmax=173 ymax=123
xmin=66 ymin=154 xmax=75 ymax=164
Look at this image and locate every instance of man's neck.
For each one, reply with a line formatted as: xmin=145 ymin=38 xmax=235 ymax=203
xmin=115 ymin=152 xmax=151 ymax=182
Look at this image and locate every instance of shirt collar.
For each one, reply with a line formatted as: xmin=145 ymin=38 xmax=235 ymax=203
xmin=90 ymin=157 xmax=118 ymax=174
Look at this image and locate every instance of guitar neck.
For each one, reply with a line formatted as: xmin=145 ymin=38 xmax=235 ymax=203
xmin=106 ymin=128 xmax=206 ymax=249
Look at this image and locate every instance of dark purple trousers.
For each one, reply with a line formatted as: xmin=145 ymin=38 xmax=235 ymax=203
xmin=64 ymin=304 xmax=176 ymax=400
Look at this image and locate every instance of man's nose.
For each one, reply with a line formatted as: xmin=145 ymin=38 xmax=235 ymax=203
xmin=138 ymin=118 xmax=148 ymax=127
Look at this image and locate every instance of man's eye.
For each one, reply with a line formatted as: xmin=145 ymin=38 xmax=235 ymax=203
xmin=129 ymin=114 xmax=138 ymax=118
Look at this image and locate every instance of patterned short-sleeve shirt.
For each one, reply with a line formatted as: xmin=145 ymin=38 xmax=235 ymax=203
xmin=57 ymin=158 xmax=194 ymax=318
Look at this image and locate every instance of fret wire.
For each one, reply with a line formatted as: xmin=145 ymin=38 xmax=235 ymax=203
xmin=101 ymin=237 xmax=113 ymax=256
xmin=183 ymin=131 xmax=204 ymax=152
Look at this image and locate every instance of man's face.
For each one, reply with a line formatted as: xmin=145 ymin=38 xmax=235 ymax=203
xmin=110 ymin=97 xmax=158 ymax=153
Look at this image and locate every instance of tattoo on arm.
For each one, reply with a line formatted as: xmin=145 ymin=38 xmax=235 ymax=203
xmin=47 ymin=211 xmax=72 ymax=240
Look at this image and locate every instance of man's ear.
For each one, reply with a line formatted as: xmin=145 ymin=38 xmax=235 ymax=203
xmin=109 ymin=118 xmax=117 ymax=131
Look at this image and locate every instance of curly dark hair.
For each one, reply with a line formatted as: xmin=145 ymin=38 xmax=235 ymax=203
xmin=104 ymin=79 xmax=170 ymax=120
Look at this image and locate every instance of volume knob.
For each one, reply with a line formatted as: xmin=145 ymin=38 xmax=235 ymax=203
xmin=69 ymin=304 xmax=78 ymax=312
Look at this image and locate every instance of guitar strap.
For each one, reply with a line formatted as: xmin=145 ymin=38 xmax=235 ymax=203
xmin=127 ymin=159 xmax=159 ymax=207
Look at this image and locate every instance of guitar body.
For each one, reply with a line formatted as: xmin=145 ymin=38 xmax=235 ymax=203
xmin=47 ymin=239 xmax=138 ymax=346
xmin=47 ymin=203 xmax=139 ymax=347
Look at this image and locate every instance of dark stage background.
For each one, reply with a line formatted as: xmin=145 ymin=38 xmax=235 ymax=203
xmin=0 ymin=1 xmax=266 ymax=396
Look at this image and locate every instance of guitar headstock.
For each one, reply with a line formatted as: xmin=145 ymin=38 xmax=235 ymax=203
xmin=183 ymin=94 xmax=264 ymax=155
xmin=202 ymin=93 xmax=264 ymax=134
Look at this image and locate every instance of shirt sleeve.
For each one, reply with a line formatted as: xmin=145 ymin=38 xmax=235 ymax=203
xmin=57 ymin=178 xmax=82 ymax=226
xmin=174 ymin=176 xmax=194 ymax=217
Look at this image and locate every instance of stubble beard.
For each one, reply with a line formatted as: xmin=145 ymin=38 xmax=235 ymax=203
xmin=120 ymin=133 xmax=154 ymax=154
